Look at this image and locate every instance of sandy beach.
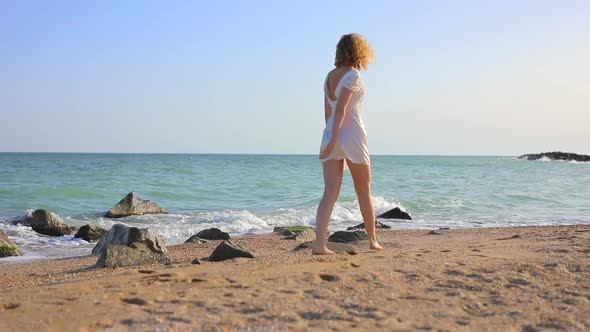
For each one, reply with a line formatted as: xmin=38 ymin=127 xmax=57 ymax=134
xmin=1 ymin=225 xmax=589 ymax=331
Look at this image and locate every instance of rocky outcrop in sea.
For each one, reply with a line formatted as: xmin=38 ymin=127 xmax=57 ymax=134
xmin=25 ymin=209 xmax=77 ymax=236
xmin=518 ymin=151 xmax=590 ymax=162
xmin=105 ymin=192 xmax=167 ymax=218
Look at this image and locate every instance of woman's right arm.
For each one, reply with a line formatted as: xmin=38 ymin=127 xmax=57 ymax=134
xmin=319 ymin=88 xmax=354 ymax=159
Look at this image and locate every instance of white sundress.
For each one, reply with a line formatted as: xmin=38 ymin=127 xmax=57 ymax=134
xmin=320 ymin=69 xmax=370 ymax=166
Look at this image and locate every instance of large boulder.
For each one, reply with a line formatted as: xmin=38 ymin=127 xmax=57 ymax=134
xmin=347 ymin=221 xmax=391 ymax=231
xmin=518 ymin=151 xmax=590 ymax=162
xmin=92 ymin=224 xmax=168 ymax=257
xmin=74 ymin=224 xmax=107 ymax=242
xmin=105 ymin=192 xmax=167 ymax=218
xmin=96 ymin=243 xmax=170 ymax=268
xmin=25 ymin=209 xmax=76 ymax=236
xmin=328 ymin=231 xmax=368 ymax=243
xmin=0 ymin=230 xmax=22 ymax=257
xmin=377 ymin=207 xmax=412 ymax=220
xmin=195 ymin=228 xmax=230 ymax=240
xmin=208 ymin=240 xmax=255 ymax=262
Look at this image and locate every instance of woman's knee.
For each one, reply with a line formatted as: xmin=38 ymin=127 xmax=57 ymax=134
xmin=354 ymin=184 xmax=371 ymax=197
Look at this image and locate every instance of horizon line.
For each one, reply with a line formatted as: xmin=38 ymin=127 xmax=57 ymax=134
xmin=0 ymin=151 xmax=522 ymax=157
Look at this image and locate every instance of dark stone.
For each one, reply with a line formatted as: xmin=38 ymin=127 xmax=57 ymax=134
xmin=184 ymin=235 xmax=209 ymax=244
xmin=347 ymin=221 xmax=391 ymax=230
xmin=377 ymin=207 xmax=412 ymax=220
xmin=196 ymin=228 xmax=230 ymax=240
xmin=74 ymin=224 xmax=107 ymax=242
xmin=319 ymin=274 xmax=340 ymax=282
xmin=284 ymin=228 xmax=316 ymax=241
xmin=92 ymin=224 xmax=168 ymax=257
xmin=427 ymin=230 xmax=443 ymax=235
xmin=191 ymin=258 xmax=202 ymax=265
xmin=0 ymin=230 xmax=22 ymax=257
xmin=208 ymin=240 xmax=255 ymax=262
xmin=518 ymin=151 xmax=590 ymax=162
xmin=122 ymin=297 xmax=148 ymax=306
xmin=96 ymin=243 xmax=170 ymax=268
xmin=105 ymin=192 xmax=167 ymax=218
xmin=273 ymin=226 xmax=314 ymax=236
xmin=25 ymin=209 xmax=76 ymax=236
xmin=328 ymin=231 xmax=368 ymax=243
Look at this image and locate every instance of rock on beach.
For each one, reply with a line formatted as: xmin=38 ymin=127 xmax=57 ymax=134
xmin=74 ymin=224 xmax=107 ymax=242
xmin=25 ymin=209 xmax=76 ymax=237
xmin=0 ymin=230 xmax=22 ymax=257
xmin=105 ymin=192 xmax=167 ymax=218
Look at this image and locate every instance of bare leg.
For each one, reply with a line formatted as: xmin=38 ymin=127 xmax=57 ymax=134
xmin=312 ymin=159 xmax=344 ymax=255
xmin=347 ymin=160 xmax=383 ymax=250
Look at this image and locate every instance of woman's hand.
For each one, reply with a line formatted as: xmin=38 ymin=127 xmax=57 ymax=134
xmin=319 ymin=139 xmax=337 ymax=159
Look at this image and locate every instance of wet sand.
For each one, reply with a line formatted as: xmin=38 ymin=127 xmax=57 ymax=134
xmin=1 ymin=225 xmax=589 ymax=331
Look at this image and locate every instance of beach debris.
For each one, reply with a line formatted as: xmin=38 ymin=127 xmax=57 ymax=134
xmin=184 ymin=235 xmax=209 ymax=244
xmin=427 ymin=230 xmax=443 ymax=235
xmin=273 ymin=226 xmax=314 ymax=236
xmin=74 ymin=224 xmax=107 ymax=242
xmin=284 ymin=228 xmax=316 ymax=242
xmin=96 ymin=242 xmax=170 ymax=268
xmin=328 ymin=231 xmax=368 ymax=243
xmin=376 ymin=207 xmax=412 ymax=220
xmin=105 ymin=192 xmax=167 ymax=218
xmin=194 ymin=228 xmax=230 ymax=240
xmin=25 ymin=209 xmax=76 ymax=236
xmin=208 ymin=240 xmax=255 ymax=262
xmin=347 ymin=221 xmax=391 ymax=230
xmin=0 ymin=230 xmax=22 ymax=257
xmin=92 ymin=224 xmax=168 ymax=257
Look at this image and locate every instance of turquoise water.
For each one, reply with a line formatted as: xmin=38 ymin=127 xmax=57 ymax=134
xmin=1 ymin=153 xmax=589 ymax=260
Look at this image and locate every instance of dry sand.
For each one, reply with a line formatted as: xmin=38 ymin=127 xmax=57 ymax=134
xmin=1 ymin=225 xmax=589 ymax=331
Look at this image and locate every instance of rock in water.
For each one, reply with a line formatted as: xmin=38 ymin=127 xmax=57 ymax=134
xmin=0 ymin=230 xmax=22 ymax=257
xmin=377 ymin=207 xmax=412 ymax=220
xmin=209 ymin=240 xmax=255 ymax=262
xmin=347 ymin=221 xmax=391 ymax=230
xmin=96 ymin=243 xmax=170 ymax=268
xmin=328 ymin=231 xmax=368 ymax=243
xmin=105 ymin=192 xmax=167 ymax=218
xmin=195 ymin=228 xmax=231 ymax=240
xmin=518 ymin=151 xmax=590 ymax=162
xmin=184 ymin=235 xmax=209 ymax=244
xmin=284 ymin=228 xmax=316 ymax=241
xmin=25 ymin=209 xmax=76 ymax=236
xmin=74 ymin=224 xmax=107 ymax=242
xmin=92 ymin=224 xmax=168 ymax=257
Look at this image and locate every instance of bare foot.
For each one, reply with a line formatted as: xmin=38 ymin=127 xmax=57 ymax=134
xmin=369 ymin=239 xmax=384 ymax=251
xmin=311 ymin=241 xmax=336 ymax=255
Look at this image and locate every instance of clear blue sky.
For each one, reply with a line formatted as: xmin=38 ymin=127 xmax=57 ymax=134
xmin=1 ymin=0 xmax=589 ymax=155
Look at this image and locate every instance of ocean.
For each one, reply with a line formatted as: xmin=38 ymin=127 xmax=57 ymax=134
xmin=1 ymin=153 xmax=589 ymax=261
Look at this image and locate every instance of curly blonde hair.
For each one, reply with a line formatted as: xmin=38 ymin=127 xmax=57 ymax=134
xmin=334 ymin=33 xmax=374 ymax=70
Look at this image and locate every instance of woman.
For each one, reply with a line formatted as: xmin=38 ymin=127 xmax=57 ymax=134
xmin=312 ymin=33 xmax=383 ymax=255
